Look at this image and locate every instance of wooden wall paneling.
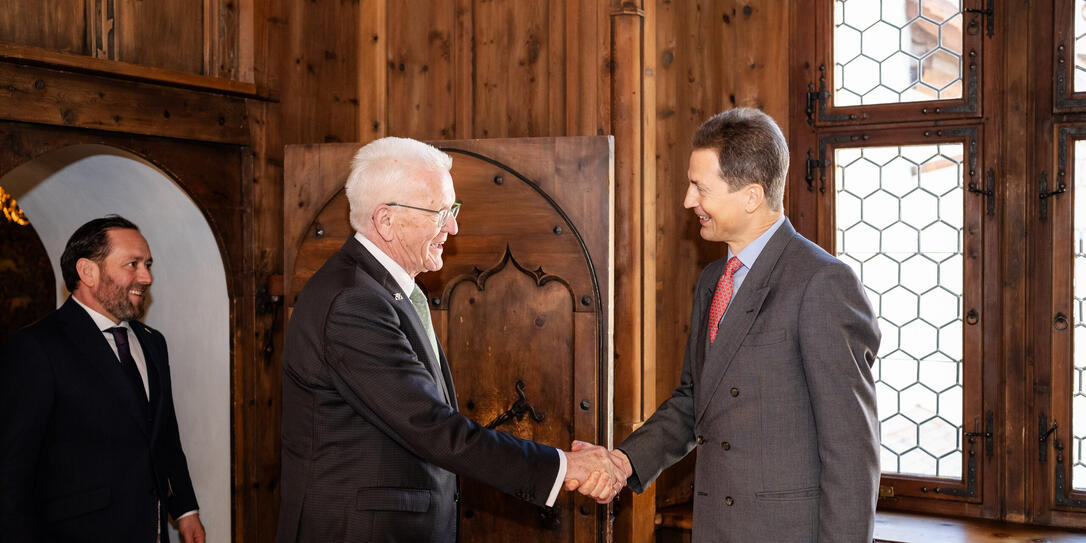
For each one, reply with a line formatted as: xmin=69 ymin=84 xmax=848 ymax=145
xmin=0 ymin=0 xmax=86 ymax=56
xmin=386 ymin=0 xmax=458 ymax=140
xmin=0 ymin=63 xmax=248 ymax=144
xmin=205 ymin=0 xmax=241 ymax=80
xmin=453 ymin=0 xmax=474 ymax=139
xmin=472 ymin=0 xmax=553 ymax=138
xmin=114 ymin=0 xmax=204 ymax=74
xmin=359 ymin=0 xmax=388 ymax=140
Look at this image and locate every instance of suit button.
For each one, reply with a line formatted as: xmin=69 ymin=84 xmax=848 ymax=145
xmin=696 ymin=435 xmax=705 ymax=445
xmin=725 ymin=496 xmax=734 ymax=506
xmin=721 ymin=441 xmax=731 ymax=450
xmin=730 ymin=387 xmax=740 ymax=397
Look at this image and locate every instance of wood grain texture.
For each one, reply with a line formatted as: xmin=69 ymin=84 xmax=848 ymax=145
xmin=0 ymin=62 xmax=249 ymax=144
xmin=0 ymin=0 xmax=87 ymax=56
xmin=114 ymin=0 xmax=204 ymax=74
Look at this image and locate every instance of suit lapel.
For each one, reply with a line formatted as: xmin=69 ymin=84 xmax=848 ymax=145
xmin=56 ymin=298 xmax=151 ymax=436
xmin=343 ymin=238 xmax=453 ymax=405
xmin=695 ymin=219 xmax=796 ymax=424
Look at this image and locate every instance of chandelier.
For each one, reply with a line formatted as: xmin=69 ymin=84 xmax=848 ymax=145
xmin=0 ymin=186 xmax=28 ymax=225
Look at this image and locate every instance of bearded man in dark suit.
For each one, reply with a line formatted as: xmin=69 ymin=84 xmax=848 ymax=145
xmin=0 ymin=215 xmax=205 ymax=542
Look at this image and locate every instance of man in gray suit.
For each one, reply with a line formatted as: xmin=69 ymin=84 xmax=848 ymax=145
xmin=599 ymin=109 xmax=881 ymax=541
xmin=277 ymin=137 xmax=622 ymax=543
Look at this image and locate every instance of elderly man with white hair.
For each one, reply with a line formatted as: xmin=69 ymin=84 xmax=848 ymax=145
xmin=276 ymin=137 xmax=623 ymax=543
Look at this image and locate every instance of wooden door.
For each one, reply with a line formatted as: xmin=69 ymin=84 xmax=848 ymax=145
xmin=284 ymin=137 xmax=613 ymax=542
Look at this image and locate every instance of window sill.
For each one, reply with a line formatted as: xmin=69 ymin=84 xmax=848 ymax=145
xmin=655 ymin=504 xmax=1086 ymax=541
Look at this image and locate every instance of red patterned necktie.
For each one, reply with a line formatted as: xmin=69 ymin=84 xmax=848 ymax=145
xmin=708 ymin=256 xmax=743 ymax=343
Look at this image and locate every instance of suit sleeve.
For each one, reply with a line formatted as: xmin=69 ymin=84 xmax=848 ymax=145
xmin=152 ymin=333 xmax=199 ymax=519
xmin=323 ymin=287 xmax=560 ymax=506
xmin=798 ymin=261 xmax=881 ymax=542
xmin=617 ymin=267 xmax=716 ymax=493
xmin=0 ymin=333 xmax=52 ymax=541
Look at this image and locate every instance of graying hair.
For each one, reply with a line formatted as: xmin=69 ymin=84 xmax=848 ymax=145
xmin=692 ymin=108 xmax=789 ymax=211
xmin=344 ymin=137 xmax=453 ymax=233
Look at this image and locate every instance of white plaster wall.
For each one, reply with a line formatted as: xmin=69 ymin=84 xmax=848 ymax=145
xmin=2 ymin=145 xmax=231 ymax=543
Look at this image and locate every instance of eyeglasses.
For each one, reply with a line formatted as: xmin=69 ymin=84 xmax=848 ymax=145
xmin=384 ymin=201 xmax=461 ymax=227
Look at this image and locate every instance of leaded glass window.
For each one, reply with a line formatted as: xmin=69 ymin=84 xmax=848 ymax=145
xmin=833 ymin=0 xmax=964 ymax=106
xmin=835 ymin=143 xmax=964 ymax=479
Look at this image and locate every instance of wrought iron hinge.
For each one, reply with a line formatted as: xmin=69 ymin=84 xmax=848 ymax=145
xmin=931 ymin=411 xmax=992 ymax=497
xmin=805 ymin=148 xmax=827 ymax=193
xmin=1054 ymin=436 xmax=1086 ymax=506
xmin=967 ymin=168 xmax=995 ymax=217
xmin=964 ymin=0 xmax=994 ymax=38
xmin=1040 ymin=412 xmax=1058 ymax=463
xmin=1039 ymin=170 xmax=1067 ymax=222
xmin=805 ymin=65 xmax=851 ymax=124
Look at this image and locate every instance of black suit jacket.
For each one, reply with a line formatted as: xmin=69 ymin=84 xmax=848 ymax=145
xmin=277 ymin=237 xmax=560 ymax=543
xmin=0 ymin=298 xmax=199 ymax=542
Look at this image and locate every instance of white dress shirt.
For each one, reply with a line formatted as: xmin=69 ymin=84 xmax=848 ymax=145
xmin=354 ymin=232 xmax=567 ymax=507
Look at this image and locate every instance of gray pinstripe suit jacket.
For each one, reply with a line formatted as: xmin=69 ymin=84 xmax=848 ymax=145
xmin=277 ymin=237 xmax=560 ymax=543
xmin=620 ymin=218 xmax=881 ymax=542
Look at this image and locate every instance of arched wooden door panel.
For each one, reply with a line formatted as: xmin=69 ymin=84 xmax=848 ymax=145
xmin=284 ymin=137 xmax=613 ymax=542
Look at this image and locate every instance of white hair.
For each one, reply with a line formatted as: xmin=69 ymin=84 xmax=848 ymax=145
xmin=344 ymin=137 xmax=453 ymax=233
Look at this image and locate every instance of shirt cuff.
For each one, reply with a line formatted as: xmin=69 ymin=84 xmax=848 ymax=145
xmin=545 ymin=448 xmax=567 ymax=507
xmin=177 ymin=509 xmax=199 ymax=520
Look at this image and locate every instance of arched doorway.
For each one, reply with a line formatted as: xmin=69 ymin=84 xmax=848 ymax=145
xmin=1 ymin=144 xmax=231 ymax=541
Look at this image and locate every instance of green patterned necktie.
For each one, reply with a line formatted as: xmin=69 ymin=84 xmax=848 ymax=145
xmin=409 ymin=286 xmax=440 ymax=357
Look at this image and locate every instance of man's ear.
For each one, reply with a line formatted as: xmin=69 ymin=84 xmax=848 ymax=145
xmin=745 ymin=183 xmax=766 ymax=212
xmin=372 ymin=206 xmax=395 ymax=242
xmin=75 ymin=258 xmax=100 ymax=289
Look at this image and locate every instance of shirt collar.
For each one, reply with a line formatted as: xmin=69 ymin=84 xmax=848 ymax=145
xmin=71 ymin=295 xmax=131 ymax=332
xmin=355 ymin=232 xmax=417 ymax=296
xmin=729 ymin=214 xmax=786 ymax=269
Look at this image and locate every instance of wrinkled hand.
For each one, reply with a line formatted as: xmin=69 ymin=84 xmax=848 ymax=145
xmin=562 ymin=440 xmax=628 ymax=503
xmin=178 ymin=513 xmax=205 ymax=543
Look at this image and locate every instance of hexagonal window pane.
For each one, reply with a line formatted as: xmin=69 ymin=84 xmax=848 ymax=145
xmin=882 ymin=52 xmax=921 ymax=93
xmin=863 ymin=22 xmax=901 ymax=61
xmin=879 ymin=356 xmax=918 ymax=391
xmin=842 ymin=223 xmax=881 ymax=254
xmin=841 ymin=0 xmax=881 ymax=30
xmin=919 ymin=417 xmax=959 ymax=457
xmin=900 ymin=384 xmax=937 ymax=423
xmin=899 ymin=448 xmax=938 ymax=476
xmin=901 ymin=320 xmax=938 ymax=359
xmin=899 ymin=254 xmax=938 ymax=294
xmin=881 ymin=222 xmax=919 ymax=255
xmin=921 ymin=48 xmax=961 ymax=91
xmin=920 ymin=222 xmax=959 ymax=254
xmin=902 ymin=18 xmax=939 ymax=57
xmin=882 ymin=414 xmax=918 ymax=454
xmin=881 ymin=0 xmax=916 ymax=27
xmin=881 ymin=156 xmax=920 ymax=197
xmin=835 ymin=24 xmax=862 ymax=64
xmin=861 ymin=254 xmax=900 ymax=294
xmin=919 ymin=360 xmax=958 ymax=392
xmin=862 ymin=191 xmax=900 ymax=229
xmin=919 ymin=287 xmax=959 ymax=327
xmin=882 ymin=286 xmax=920 ymax=327
xmin=901 ymin=189 xmax=938 ymax=227
xmin=842 ymin=56 xmax=880 ymax=95
xmin=839 ymin=157 xmax=880 ymax=197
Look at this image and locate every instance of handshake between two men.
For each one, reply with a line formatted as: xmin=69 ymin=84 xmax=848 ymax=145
xmin=561 ymin=441 xmax=633 ymax=503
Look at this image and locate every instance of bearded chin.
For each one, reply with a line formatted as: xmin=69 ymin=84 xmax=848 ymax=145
xmin=98 ymin=279 xmax=145 ymax=322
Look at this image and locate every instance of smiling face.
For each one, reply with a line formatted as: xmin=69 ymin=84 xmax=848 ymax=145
xmin=384 ymin=168 xmax=459 ymax=277
xmin=84 ymin=228 xmax=153 ymax=322
xmin=684 ymin=147 xmax=755 ymax=244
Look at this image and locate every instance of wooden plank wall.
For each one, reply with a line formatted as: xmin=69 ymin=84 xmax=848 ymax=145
xmin=651 ymin=0 xmax=790 ymax=514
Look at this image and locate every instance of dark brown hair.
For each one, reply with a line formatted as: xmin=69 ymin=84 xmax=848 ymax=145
xmin=692 ymin=108 xmax=789 ymax=211
xmin=60 ymin=215 xmax=140 ymax=291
